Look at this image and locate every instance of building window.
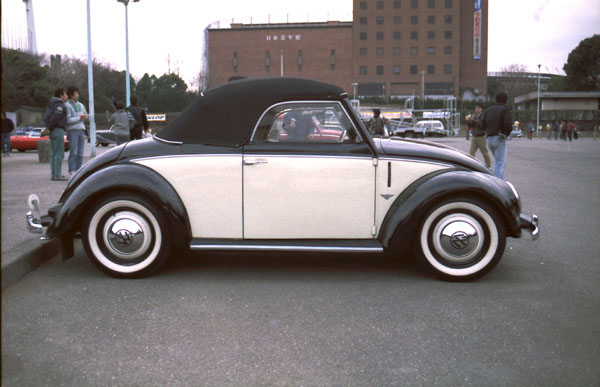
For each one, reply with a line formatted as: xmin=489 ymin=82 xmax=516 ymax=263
xmin=410 ymin=0 xmax=418 ymax=9
xmin=360 ymin=66 xmax=367 ymax=75
xmin=410 ymin=31 xmax=418 ymax=40
xmin=376 ymin=1 xmax=384 ymax=9
xmin=360 ymin=32 xmax=367 ymax=40
xmin=233 ymin=51 xmax=238 ymax=73
xmin=444 ymin=64 xmax=452 ymax=74
xmin=393 ymin=31 xmax=401 ymax=40
xmin=411 ymin=16 xmax=418 ymax=24
xmin=445 ymin=15 xmax=453 ymax=24
xmin=376 ymin=65 xmax=384 ymax=75
xmin=410 ymin=46 xmax=418 ymax=55
xmin=298 ymin=50 xmax=303 ymax=72
xmin=360 ymin=1 xmax=367 ymax=10
xmin=428 ymin=0 xmax=435 ymax=8
xmin=394 ymin=0 xmax=401 ymax=8
xmin=444 ymin=45 xmax=452 ymax=54
xmin=428 ymin=15 xmax=435 ymax=24
xmin=445 ymin=30 xmax=453 ymax=39
xmin=376 ymin=47 xmax=384 ymax=56
xmin=265 ymin=51 xmax=270 ymax=72
xmin=427 ymin=31 xmax=435 ymax=39
xmin=394 ymin=16 xmax=401 ymax=24
xmin=360 ymin=17 xmax=367 ymax=25
xmin=427 ymin=65 xmax=435 ymax=74
xmin=360 ymin=47 xmax=367 ymax=56
xmin=393 ymin=65 xmax=401 ymax=74
xmin=330 ymin=49 xmax=336 ymax=71
xmin=445 ymin=0 xmax=453 ymax=8
xmin=376 ymin=32 xmax=384 ymax=40
xmin=410 ymin=65 xmax=418 ymax=74
xmin=427 ymin=46 xmax=435 ymax=54
xmin=376 ymin=16 xmax=384 ymax=25
xmin=393 ymin=47 xmax=401 ymax=56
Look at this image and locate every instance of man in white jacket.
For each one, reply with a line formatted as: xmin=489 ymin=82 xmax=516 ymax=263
xmin=65 ymin=86 xmax=89 ymax=174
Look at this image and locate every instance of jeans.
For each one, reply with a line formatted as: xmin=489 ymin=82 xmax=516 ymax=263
xmin=487 ymin=135 xmax=507 ymax=179
xmin=2 ymin=133 xmax=11 ymax=154
xmin=50 ymin=128 xmax=65 ymax=178
xmin=66 ymin=129 xmax=85 ymax=173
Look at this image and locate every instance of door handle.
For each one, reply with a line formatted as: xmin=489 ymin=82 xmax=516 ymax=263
xmin=243 ymin=159 xmax=268 ymax=166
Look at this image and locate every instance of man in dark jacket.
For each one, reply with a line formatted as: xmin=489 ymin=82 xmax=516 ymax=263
xmin=1 ymin=112 xmax=15 ymax=157
xmin=481 ymin=92 xmax=513 ymax=179
xmin=127 ymin=96 xmax=149 ymax=140
xmin=44 ymin=88 xmax=69 ymax=181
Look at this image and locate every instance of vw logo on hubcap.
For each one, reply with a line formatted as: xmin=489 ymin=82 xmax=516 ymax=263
xmin=450 ymin=231 xmax=470 ymax=249
xmin=114 ymin=229 xmax=134 ymax=247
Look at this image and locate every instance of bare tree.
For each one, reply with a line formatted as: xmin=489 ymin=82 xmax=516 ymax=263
xmin=495 ymin=64 xmax=537 ymax=105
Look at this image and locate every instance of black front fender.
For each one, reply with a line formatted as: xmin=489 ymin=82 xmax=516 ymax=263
xmin=379 ymin=170 xmax=521 ymax=250
xmin=48 ymin=163 xmax=191 ymax=249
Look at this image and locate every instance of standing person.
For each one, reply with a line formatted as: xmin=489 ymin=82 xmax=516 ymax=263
xmin=1 ymin=112 xmax=15 ymax=157
xmin=546 ymin=122 xmax=552 ymax=139
xmin=65 ymin=86 xmax=89 ymax=174
xmin=467 ymin=102 xmax=491 ymax=169
xmin=368 ymin=108 xmax=388 ymax=136
xmin=44 ymin=88 xmax=69 ymax=181
xmin=553 ymin=120 xmax=560 ymax=140
xmin=481 ymin=92 xmax=513 ymax=179
xmin=560 ymin=120 xmax=567 ymax=141
xmin=106 ymin=100 xmax=135 ymax=145
xmin=567 ymin=120 xmax=575 ymax=141
xmin=527 ymin=121 xmax=534 ymax=140
xmin=127 ymin=96 xmax=149 ymax=140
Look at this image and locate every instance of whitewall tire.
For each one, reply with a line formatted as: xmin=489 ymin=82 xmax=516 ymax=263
xmin=416 ymin=198 xmax=506 ymax=281
xmin=82 ymin=194 xmax=171 ymax=278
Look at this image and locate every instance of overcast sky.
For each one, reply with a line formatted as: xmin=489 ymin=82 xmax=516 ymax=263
xmin=2 ymin=0 xmax=599 ymax=87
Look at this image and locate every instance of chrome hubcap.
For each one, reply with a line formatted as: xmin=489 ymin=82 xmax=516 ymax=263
xmin=432 ymin=214 xmax=484 ymax=263
xmin=103 ymin=211 xmax=152 ymax=260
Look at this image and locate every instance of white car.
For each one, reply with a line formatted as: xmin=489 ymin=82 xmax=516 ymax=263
xmin=415 ymin=120 xmax=447 ymax=136
xmin=26 ymin=77 xmax=539 ymax=281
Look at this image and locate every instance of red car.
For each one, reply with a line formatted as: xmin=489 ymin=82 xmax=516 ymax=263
xmin=10 ymin=127 xmax=69 ymax=152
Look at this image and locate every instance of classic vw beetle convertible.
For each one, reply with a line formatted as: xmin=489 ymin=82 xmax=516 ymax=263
xmin=26 ymin=77 xmax=538 ymax=281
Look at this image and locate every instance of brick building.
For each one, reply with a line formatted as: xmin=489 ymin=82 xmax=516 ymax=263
xmin=206 ymin=0 xmax=487 ymax=99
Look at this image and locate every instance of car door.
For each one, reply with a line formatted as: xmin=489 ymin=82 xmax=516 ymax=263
xmin=243 ymin=102 xmax=376 ymax=240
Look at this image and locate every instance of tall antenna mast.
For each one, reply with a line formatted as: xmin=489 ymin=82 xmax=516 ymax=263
xmin=23 ymin=0 xmax=38 ymax=54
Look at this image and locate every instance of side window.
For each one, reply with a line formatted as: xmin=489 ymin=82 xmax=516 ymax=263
xmin=253 ymin=103 xmax=362 ymax=144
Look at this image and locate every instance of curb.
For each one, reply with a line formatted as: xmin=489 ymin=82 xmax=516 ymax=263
xmin=1 ymin=238 xmax=60 ymax=290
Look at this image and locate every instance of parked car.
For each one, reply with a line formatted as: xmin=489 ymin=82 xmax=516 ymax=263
xmin=391 ymin=119 xmax=450 ymax=138
xmin=26 ymin=77 xmax=539 ymax=281
xmin=10 ymin=127 xmax=69 ymax=152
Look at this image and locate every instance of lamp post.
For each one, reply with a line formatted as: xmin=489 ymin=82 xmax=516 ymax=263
xmin=352 ymin=82 xmax=358 ymax=100
xmin=280 ymin=50 xmax=284 ymax=77
xmin=536 ymin=64 xmax=541 ymax=138
xmin=87 ymin=0 xmax=96 ymax=157
xmin=421 ymin=71 xmax=425 ymax=109
xmin=117 ymin=0 xmax=139 ymax=107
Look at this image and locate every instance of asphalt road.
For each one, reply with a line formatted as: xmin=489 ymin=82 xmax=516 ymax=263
xmin=2 ymin=137 xmax=599 ymax=386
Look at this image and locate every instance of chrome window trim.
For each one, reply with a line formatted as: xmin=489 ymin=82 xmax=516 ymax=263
xmin=131 ymin=154 xmax=241 ymax=163
xmin=243 ymin=154 xmax=373 ymax=161
xmin=153 ymin=134 xmax=183 ymax=145
xmin=249 ymin=100 xmax=364 ymax=143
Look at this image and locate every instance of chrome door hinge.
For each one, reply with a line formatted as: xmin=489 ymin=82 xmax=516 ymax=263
xmin=371 ymin=225 xmax=377 ymax=236
xmin=372 ymin=158 xmax=378 ymax=166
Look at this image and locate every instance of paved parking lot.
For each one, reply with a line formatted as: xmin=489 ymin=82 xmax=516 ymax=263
xmin=2 ymin=137 xmax=599 ymax=386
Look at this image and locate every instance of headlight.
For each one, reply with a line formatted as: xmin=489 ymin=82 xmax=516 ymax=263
xmin=506 ymin=181 xmax=520 ymax=201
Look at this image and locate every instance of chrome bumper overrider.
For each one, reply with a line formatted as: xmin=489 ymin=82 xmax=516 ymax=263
xmin=26 ymin=194 xmax=52 ymax=240
xmin=519 ymin=214 xmax=539 ymax=241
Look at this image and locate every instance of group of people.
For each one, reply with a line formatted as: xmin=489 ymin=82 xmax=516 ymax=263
xmin=545 ymin=119 xmax=579 ymax=141
xmin=466 ymin=92 xmax=513 ymax=179
xmin=43 ymin=88 xmax=149 ymax=181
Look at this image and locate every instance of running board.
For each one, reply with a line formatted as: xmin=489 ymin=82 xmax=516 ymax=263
xmin=190 ymin=239 xmax=384 ymax=253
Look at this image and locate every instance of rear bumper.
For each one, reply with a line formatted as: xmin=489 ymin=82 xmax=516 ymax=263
xmin=518 ymin=214 xmax=539 ymax=241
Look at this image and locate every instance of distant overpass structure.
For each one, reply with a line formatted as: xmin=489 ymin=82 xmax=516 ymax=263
xmin=23 ymin=0 xmax=38 ymax=54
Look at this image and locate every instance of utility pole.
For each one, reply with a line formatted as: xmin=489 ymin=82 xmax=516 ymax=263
xmin=536 ymin=64 xmax=541 ymax=139
xmin=87 ymin=0 xmax=96 ymax=157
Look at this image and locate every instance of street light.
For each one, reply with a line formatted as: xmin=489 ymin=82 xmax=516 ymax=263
xmin=280 ymin=50 xmax=284 ymax=77
xmin=536 ymin=64 xmax=541 ymax=138
xmin=87 ymin=0 xmax=96 ymax=157
xmin=117 ymin=0 xmax=139 ymax=107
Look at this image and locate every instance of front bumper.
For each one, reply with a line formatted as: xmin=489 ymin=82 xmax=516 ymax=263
xmin=518 ymin=214 xmax=540 ymax=241
xmin=26 ymin=194 xmax=54 ymax=240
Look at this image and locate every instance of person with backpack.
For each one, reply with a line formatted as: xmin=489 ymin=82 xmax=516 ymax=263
xmin=44 ymin=88 xmax=69 ymax=181
xmin=127 ymin=96 xmax=149 ymax=140
xmin=65 ymin=86 xmax=89 ymax=174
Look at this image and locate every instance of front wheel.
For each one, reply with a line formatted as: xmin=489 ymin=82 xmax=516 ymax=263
xmin=416 ymin=198 xmax=506 ymax=281
xmin=82 ymin=193 xmax=171 ymax=278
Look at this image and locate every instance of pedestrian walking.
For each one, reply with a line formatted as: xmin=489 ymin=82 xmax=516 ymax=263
xmin=1 ymin=111 xmax=15 ymax=157
xmin=567 ymin=120 xmax=574 ymax=141
xmin=481 ymin=92 xmax=513 ymax=179
xmin=44 ymin=88 xmax=69 ymax=181
xmin=106 ymin=100 xmax=135 ymax=145
xmin=127 ymin=96 xmax=149 ymax=140
xmin=527 ymin=121 xmax=534 ymax=140
xmin=65 ymin=86 xmax=89 ymax=174
xmin=553 ymin=120 xmax=559 ymax=140
xmin=467 ymin=102 xmax=491 ymax=169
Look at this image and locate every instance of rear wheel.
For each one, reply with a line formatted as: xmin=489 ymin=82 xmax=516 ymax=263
xmin=82 ymin=193 xmax=171 ymax=278
xmin=416 ymin=198 xmax=506 ymax=281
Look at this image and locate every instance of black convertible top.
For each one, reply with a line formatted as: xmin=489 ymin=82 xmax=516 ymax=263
xmin=156 ymin=77 xmax=346 ymax=147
